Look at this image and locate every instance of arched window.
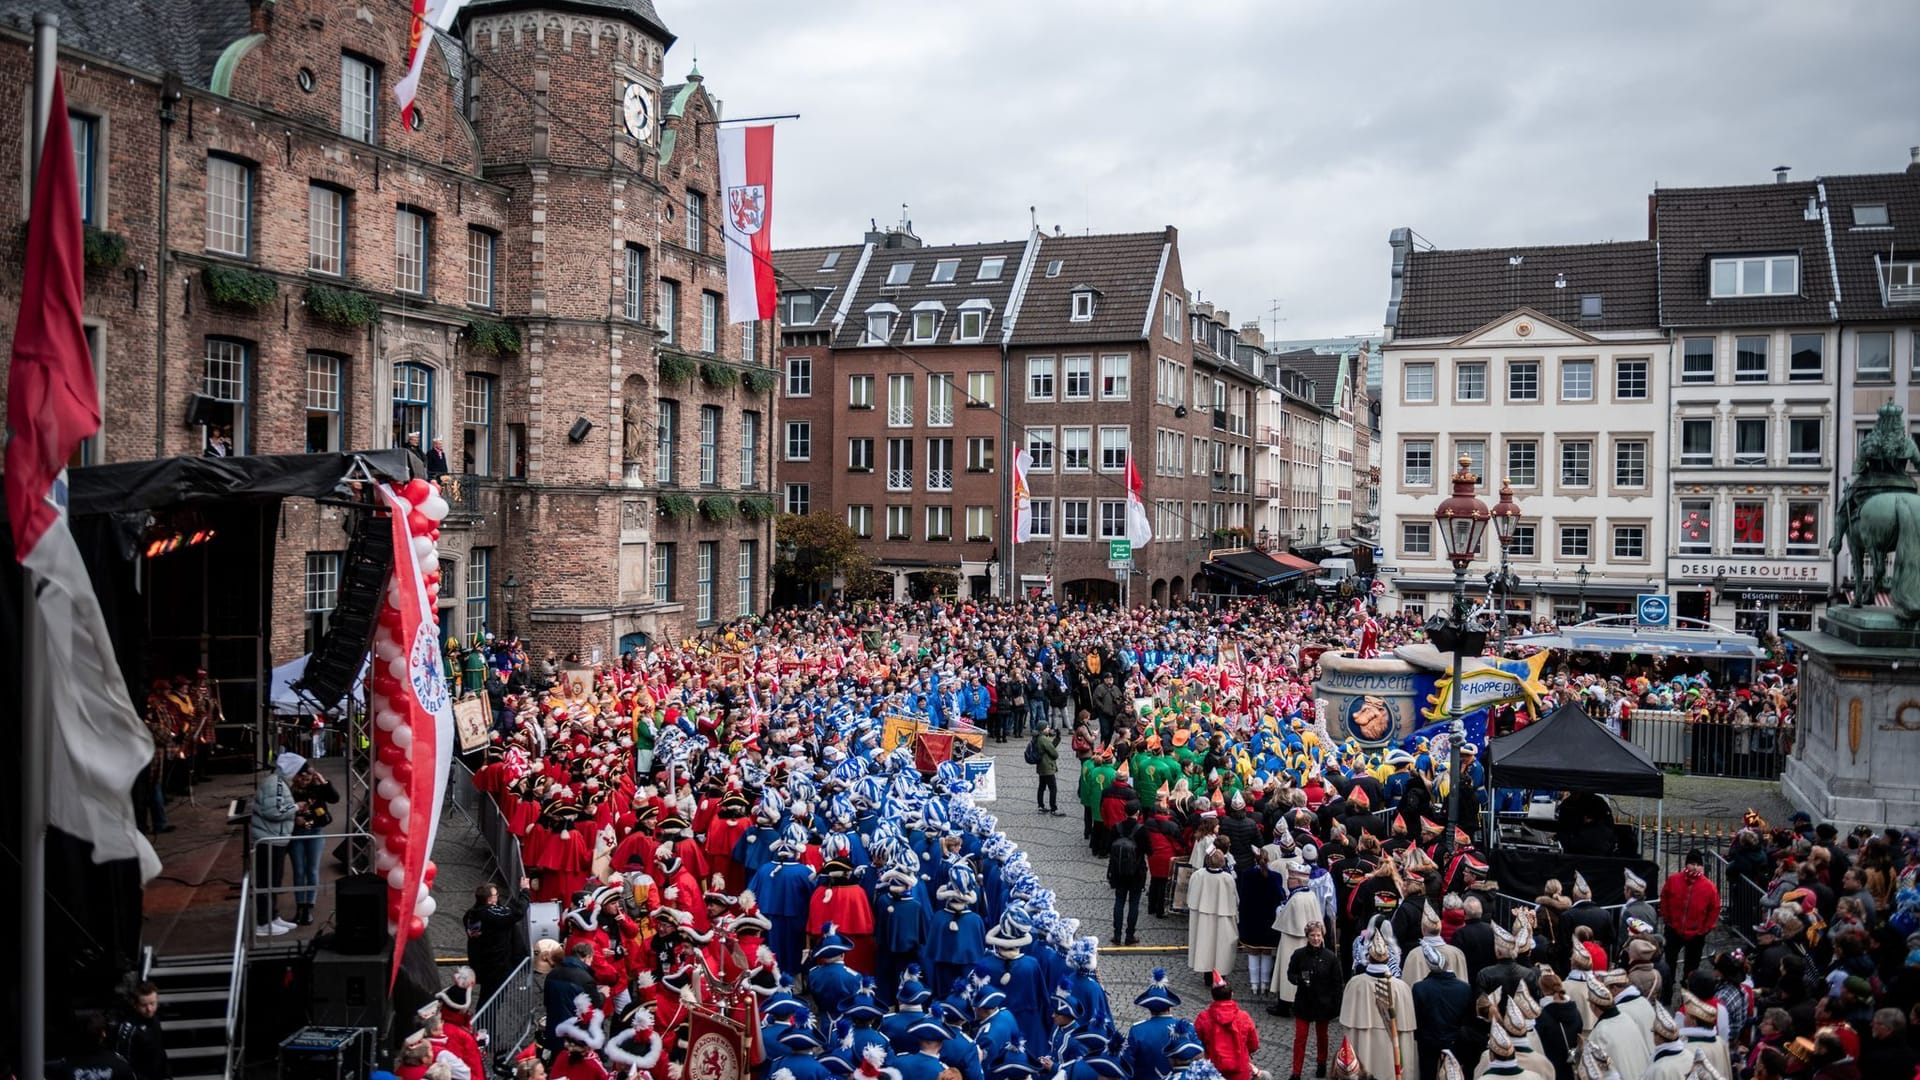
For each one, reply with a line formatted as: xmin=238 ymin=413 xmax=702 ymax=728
xmin=393 ymin=362 xmax=434 ymax=453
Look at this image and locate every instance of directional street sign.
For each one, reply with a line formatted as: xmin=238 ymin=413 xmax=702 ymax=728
xmin=1108 ymin=539 xmax=1132 ymax=562
xmin=1636 ymin=593 xmax=1672 ymax=627
xmin=1373 ymin=546 xmax=1386 ymax=559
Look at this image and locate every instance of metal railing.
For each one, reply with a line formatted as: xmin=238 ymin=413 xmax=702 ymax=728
xmin=927 ymin=468 xmax=953 ymax=491
xmin=887 ymin=404 xmax=914 ymax=426
xmin=1623 ymin=710 xmax=1795 ymax=781
xmin=927 ymin=405 xmax=954 ymax=426
xmin=887 ymin=469 xmax=914 ymax=491
xmin=224 ymin=871 xmax=250 ymax=1080
xmin=471 ymin=955 xmax=539 ymax=1064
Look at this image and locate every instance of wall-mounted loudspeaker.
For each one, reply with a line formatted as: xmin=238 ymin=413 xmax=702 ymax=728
xmin=567 ymin=417 xmax=594 ymax=443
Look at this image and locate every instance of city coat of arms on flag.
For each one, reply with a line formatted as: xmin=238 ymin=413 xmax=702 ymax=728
xmin=728 ymin=185 xmax=766 ymax=235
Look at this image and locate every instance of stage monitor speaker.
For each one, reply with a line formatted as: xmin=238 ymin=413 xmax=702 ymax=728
xmin=279 ymin=1026 xmax=374 ymax=1080
xmin=184 ymin=392 xmax=220 ymax=427
xmin=294 ymin=509 xmax=394 ymax=711
xmin=332 ymin=874 xmax=391 ymax=956
xmin=309 ymin=947 xmax=390 ymax=1035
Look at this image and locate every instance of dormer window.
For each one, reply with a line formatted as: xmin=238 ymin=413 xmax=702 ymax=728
xmin=1710 ymin=254 xmax=1799 ymax=298
xmin=930 ymin=258 xmax=960 ymax=285
xmin=885 ymin=262 xmax=912 ymax=287
xmin=863 ymin=303 xmax=899 ymax=345
xmin=1882 ymin=258 xmax=1920 ymax=303
xmin=786 ymin=291 xmax=819 ymax=326
xmin=957 ymin=298 xmax=992 ymax=342
xmin=1071 ymin=287 xmax=1097 ymax=322
xmin=909 ymin=310 xmax=939 ymax=344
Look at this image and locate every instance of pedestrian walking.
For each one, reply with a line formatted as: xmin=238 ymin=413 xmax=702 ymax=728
xmin=1107 ymin=811 xmax=1147 ymax=946
xmin=1032 ymin=725 xmax=1061 ymax=814
xmin=1284 ymin=921 xmax=1343 ymax=1080
xmin=110 ymin=982 xmax=169 ymax=1080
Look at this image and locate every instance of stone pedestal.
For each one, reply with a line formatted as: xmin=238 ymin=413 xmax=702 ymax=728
xmin=1782 ymin=612 xmax=1920 ymax=828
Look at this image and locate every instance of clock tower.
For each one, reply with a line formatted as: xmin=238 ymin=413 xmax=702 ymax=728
xmin=458 ymin=0 xmax=776 ymax=655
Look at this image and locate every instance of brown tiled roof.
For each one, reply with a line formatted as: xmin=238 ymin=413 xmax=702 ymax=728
xmin=1395 ymin=241 xmax=1658 ymax=339
xmin=1821 ymin=171 xmax=1920 ymax=322
xmin=1010 ymin=230 xmax=1172 ymax=345
xmin=1654 ymin=182 xmax=1834 ymax=327
xmin=828 ymin=240 xmax=1029 ymax=349
xmin=771 ymin=245 xmax=867 ymax=331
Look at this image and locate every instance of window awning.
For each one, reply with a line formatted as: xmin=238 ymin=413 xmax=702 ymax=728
xmin=1203 ymin=551 xmax=1303 ymax=588
xmin=1507 ymin=626 xmax=1766 ymax=659
xmin=1272 ymin=552 xmax=1319 ymax=573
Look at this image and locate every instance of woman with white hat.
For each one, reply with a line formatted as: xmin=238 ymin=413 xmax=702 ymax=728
xmin=249 ymin=751 xmax=304 ymax=935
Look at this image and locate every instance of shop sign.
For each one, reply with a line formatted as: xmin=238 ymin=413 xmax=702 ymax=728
xmin=1666 ymin=557 xmax=1829 ymax=585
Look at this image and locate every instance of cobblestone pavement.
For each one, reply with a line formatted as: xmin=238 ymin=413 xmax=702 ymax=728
xmin=983 ymin=741 xmax=1347 ymax=1078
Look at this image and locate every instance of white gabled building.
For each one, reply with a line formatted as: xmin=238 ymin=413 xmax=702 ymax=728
xmin=1379 ymin=235 xmax=1668 ymax=623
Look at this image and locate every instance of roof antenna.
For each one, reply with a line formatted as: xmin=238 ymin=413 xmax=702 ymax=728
xmin=1029 ymin=205 xmax=1037 ymax=232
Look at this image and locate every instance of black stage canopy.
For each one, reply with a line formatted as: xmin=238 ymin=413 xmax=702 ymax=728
xmin=1488 ymin=701 xmax=1665 ymax=798
xmin=65 ymin=449 xmax=415 ymax=517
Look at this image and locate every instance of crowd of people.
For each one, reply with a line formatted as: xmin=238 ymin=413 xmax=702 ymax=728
xmin=264 ymin=593 xmax=1908 ymax=1080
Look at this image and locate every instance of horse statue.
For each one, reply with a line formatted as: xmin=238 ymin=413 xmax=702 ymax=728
xmin=1834 ymin=401 xmax=1920 ymax=621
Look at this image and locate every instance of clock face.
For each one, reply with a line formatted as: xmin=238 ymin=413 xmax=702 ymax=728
xmin=622 ymin=82 xmax=653 ymax=141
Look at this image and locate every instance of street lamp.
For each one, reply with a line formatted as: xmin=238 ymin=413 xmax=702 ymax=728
xmin=1489 ymin=478 xmax=1522 ymax=653
xmin=1258 ymin=525 xmax=1271 ymax=551
xmin=502 ymin=573 xmax=520 ymax=639
xmin=1574 ymin=564 xmax=1590 ymax=624
xmin=1043 ymin=542 xmax=1057 ymax=598
xmin=1432 ymin=453 xmax=1490 ymax=868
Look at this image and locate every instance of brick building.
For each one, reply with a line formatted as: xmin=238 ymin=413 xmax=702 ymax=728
xmin=0 ymin=0 xmax=775 ymax=665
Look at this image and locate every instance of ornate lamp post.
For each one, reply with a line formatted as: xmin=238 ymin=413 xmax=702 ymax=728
xmin=1258 ymin=525 xmax=1272 ymax=552
xmin=502 ymin=573 xmax=520 ymax=639
xmin=1043 ymin=543 xmax=1057 ymax=598
xmin=1431 ymin=454 xmax=1490 ymax=866
xmin=1574 ymin=563 xmax=1591 ymax=623
xmin=1489 ymin=479 xmax=1522 ymax=653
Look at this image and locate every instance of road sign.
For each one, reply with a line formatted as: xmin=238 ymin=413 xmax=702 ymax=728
xmin=1373 ymin=546 xmax=1386 ymax=559
xmin=1370 ymin=579 xmax=1388 ymax=596
xmin=1108 ymin=539 xmax=1132 ymax=562
xmin=1636 ymin=593 xmax=1672 ymax=627
xmin=1377 ymin=565 xmax=1401 ymax=576
xmin=1108 ymin=559 xmax=1131 ymax=571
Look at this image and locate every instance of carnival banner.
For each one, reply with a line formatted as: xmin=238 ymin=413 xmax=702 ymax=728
xmin=686 ymin=1007 xmax=751 ymax=1080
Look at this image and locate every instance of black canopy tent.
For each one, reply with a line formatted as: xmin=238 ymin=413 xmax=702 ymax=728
xmin=1485 ymin=701 xmax=1666 ymax=904
xmin=0 ymin=450 xmax=414 ymax=1043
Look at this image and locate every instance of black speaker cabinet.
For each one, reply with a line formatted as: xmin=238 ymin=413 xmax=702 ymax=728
xmin=309 ymin=947 xmax=390 ymax=1034
xmin=332 ymin=874 xmax=391 ymax=956
xmin=280 ymin=1025 xmax=375 ymax=1080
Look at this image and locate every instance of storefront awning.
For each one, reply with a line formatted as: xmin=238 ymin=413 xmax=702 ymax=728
xmin=1272 ymin=552 xmax=1319 ymax=573
xmin=1507 ymin=626 xmax=1767 ymax=658
xmin=1203 ymin=551 xmax=1302 ymax=588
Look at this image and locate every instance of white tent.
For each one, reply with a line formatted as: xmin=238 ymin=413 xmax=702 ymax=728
xmin=268 ymin=653 xmax=366 ymax=716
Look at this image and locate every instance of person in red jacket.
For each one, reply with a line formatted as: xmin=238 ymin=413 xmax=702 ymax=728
xmin=1143 ymin=801 xmax=1183 ymax=917
xmin=1194 ymin=973 xmax=1263 ymax=1080
xmin=1660 ymin=848 xmax=1721 ymax=998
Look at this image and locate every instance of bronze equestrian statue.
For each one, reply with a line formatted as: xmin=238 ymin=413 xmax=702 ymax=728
xmin=1833 ymin=401 xmax=1920 ymax=621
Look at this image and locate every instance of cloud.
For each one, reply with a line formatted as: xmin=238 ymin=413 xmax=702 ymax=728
xmin=662 ymin=0 xmax=1920 ymax=336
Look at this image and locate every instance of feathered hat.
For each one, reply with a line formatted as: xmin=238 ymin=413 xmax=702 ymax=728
xmin=1133 ymin=967 xmax=1181 ymax=1010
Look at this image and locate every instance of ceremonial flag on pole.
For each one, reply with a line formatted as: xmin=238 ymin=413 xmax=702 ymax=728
xmin=1124 ymin=451 xmax=1153 ymax=548
xmin=393 ymin=0 xmax=467 ymax=128
xmin=1011 ymin=448 xmax=1033 ymax=543
xmin=5 ymin=76 xmax=161 ymax=883
xmin=717 ymin=124 xmax=776 ymax=323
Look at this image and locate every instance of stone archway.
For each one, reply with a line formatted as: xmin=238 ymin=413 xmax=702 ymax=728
xmin=1169 ymin=575 xmax=1186 ymax=601
xmin=1152 ymin=578 xmax=1169 ymax=606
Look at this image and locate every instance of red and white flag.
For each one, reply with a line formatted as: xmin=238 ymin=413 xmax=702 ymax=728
xmin=393 ymin=0 xmax=467 ymax=128
xmin=1124 ymin=452 xmax=1153 ymax=548
xmin=1011 ymin=448 xmax=1033 ymax=543
xmin=718 ymin=124 xmax=776 ymax=323
xmin=5 ymin=76 xmax=160 ymax=882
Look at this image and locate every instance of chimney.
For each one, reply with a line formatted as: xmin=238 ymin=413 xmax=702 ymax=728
xmin=248 ymin=0 xmax=271 ymax=33
xmin=1239 ymin=321 xmax=1264 ymax=346
xmin=1909 ymin=146 xmax=1920 ymax=175
xmin=1773 ymin=165 xmax=1791 ymax=184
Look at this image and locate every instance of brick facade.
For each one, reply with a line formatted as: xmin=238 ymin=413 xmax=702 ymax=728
xmin=0 ymin=0 xmax=774 ymax=670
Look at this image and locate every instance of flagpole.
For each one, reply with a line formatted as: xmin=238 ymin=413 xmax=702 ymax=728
xmin=22 ymin=15 xmax=58 ymax=1078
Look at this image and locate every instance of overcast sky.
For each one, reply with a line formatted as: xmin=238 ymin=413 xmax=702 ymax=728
xmin=662 ymin=0 xmax=1920 ymax=339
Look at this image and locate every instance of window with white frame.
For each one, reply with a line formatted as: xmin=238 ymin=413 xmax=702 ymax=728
xmin=395 ymin=207 xmax=429 ymax=294
xmin=1789 ymin=334 xmax=1824 ymax=381
xmin=699 ymin=405 xmax=719 ymax=484
xmin=701 ymin=291 xmax=720 ymax=353
xmin=1071 ymin=290 xmax=1095 ymax=321
xmin=464 ymin=374 xmax=494 ymax=475
xmin=887 ymin=374 xmax=914 ymax=426
xmin=784 ymin=483 xmax=809 ymax=515
xmin=1029 ymin=499 xmax=1053 ymax=539
xmin=737 ymin=542 xmax=756 ymax=616
xmin=785 ymin=421 xmax=811 ymax=462
xmin=1615 ymin=358 xmax=1648 ymax=400
xmin=652 ymin=544 xmax=675 ymax=601
xmin=695 ymin=542 xmax=714 ymax=622
xmin=1098 ymin=426 xmax=1128 ymax=471
xmin=1027 ymin=356 xmax=1055 ymax=401
xmin=783 ymin=356 xmax=812 ymax=399
xmin=308 ymin=185 xmax=345 ymax=275
xmin=1680 ymin=418 xmax=1713 ymax=466
xmin=927 ymin=438 xmax=953 ymax=491
xmin=865 ymin=311 xmax=893 ymax=346
xmin=304 ymin=552 xmax=342 ymax=652
xmin=1404 ymin=362 xmax=1435 ymax=402
xmin=1677 ymin=498 xmax=1713 ymax=554
xmin=1612 ymin=525 xmax=1646 ymax=560
xmin=1098 ymin=500 xmax=1127 ymax=539
xmin=1735 ymin=336 xmax=1769 ymax=382
xmin=1455 ymin=362 xmax=1486 ymax=402
xmin=1026 ymin=427 xmax=1055 ymax=471
xmin=925 ymin=505 xmax=953 ymax=541
xmin=205 ymin=155 xmax=252 ymax=256
xmin=1507 ymin=360 xmax=1538 ymax=402
xmin=466 ymin=228 xmax=496 ymax=307
xmin=1403 ymin=440 xmax=1433 ymax=486
xmin=306 ymin=352 xmax=342 ymax=453
xmin=976 ymin=257 xmax=1005 ymax=281
xmin=69 ymin=112 xmax=99 ymax=225
xmin=1560 ymin=359 xmax=1594 ymax=401
xmin=340 ymin=54 xmax=378 ymax=142
xmin=1858 ymin=332 xmax=1894 ymax=380
xmin=1162 ymin=293 xmax=1183 ymax=339
xmin=1062 ymin=356 xmax=1092 ymax=401
xmin=1456 ymin=439 xmax=1486 ymax=479
xmin=908 ymin=309 xmax=939 ymax=344
xmin=659 ymin=279 xmax=679 ymax=343
xmin=1401 ymin=521 xmax=1432 ymax=557
xmin=886 ymin=504 xmax=911 ymax=540
xmin=966 ymin=436 xmax=994 ymax=472
xmin=1681 ymin=337 xmax=1715 ymax=382
xmin=655 ymin=400 xmax=678 ymax=482
xmin=1061 ymin=426 xmax=1091 ymax=472
xmin=740 ymin=411 xmax=758 ymax=486
xmin=1506 ymin=439 xmax=1537 ymax=486
xmin=786 ymin=292 xmax=818 ymax=326
xmin=741 ymin=320 xmax=757 ymax=363
xmin=685 ymin=191 xmax=706 ymax=251
xmin=204 ymin=337 xmax=251 ymax=452
xmin=927 ymin=374 xmax=954 ymax=426
xmin=1788 ymin=417 xmax=1823 ymax=464
xmin=1560 ymin=439 xmax=1592 ymax=487
xmin=465 ymin=547 xmax=491 ymax=640
xmin=1100 ymin=354 xmax=1129 ymax=400
xmin=1061 ymin=499 xmax=1090 ymax=539
xmin=847 ymin=437 xmax=874 ymax=472
xmin=966 ymin=371 xmax=994 ymax=407
xmin=1614 ymin=440 xmax=1646 ymax=488
xmin=958 ymin=307 xmax=986 ymax=341
xmin=1506 ymin=523 xmax=1537 ymax=558
xmin=885 ymin=262 xmax=912 ymax=286
xmin=964 ymin=505 xmax=993 ymax=542
xmin=930 ymin=258 xmax=959 ymax=284
xmin=1786 ymin=501 xmax=1821 ymax=556
xmin=848 ymin=505 xmax=873 ymax=539
xmin=846 ymin=373 xmax=872 ymax=407
xmin=1559 ymin=524 xmax=1590 ymax=559
xmin=1710 ymin=254 xmax=1799 ymax=298
xmin=1734 ymin=417 xmax=1768 ymax=465
xmin=886 ymin=439 xmax=913 ymax=491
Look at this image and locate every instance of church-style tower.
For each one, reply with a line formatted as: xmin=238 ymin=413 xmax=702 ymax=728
xmin=461 ymin=0 xmax=776 ymax=653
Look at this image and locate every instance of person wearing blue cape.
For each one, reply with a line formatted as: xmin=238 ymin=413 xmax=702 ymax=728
xmin=880 ymin=967 xmax=935 ymax=1054
xmin=1163 ymin=1028 xmax=1227 ymax=1080
xmin=806 ymin=924 xmax=864 ymax=1027
xmin=831 ymin=980 xmax=892 ymax=1068
xmin=933 ymin=1000 xmax=986 ymax=1080
xmin=925 ymin=868 xmax=985 ymax=998
xmin=766 ymin=1021 xmax=836 ymax=1080
xmin=1062 ymin=1029 xmax=1127 ymax=1080
xmin=1044 ymin=987 xmax=1086 ymax=1073
xmin=890 ymin=1016 xmax=954 ymax=1080
xmin=751 ymin=826 xmax=819 ymax=979
xmin=1061 ymin=936 xmax=1115 ymax=1041
xmin=969 ymin=984 xmax=1022 ymax=1074
xmin=1123 ymin=968 xmax=1184 ymax=1080
xmin=874 ymin=861 xmax=930 ymax=1006
xmin=974 ymin=912 xmax=1049 ymax=1055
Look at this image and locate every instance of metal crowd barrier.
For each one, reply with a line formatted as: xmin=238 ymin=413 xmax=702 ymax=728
xmin=1623 ymin=709 xmax=1794 ymax=781
xmin=470 ymin=955 xmax=538 ymax=1067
